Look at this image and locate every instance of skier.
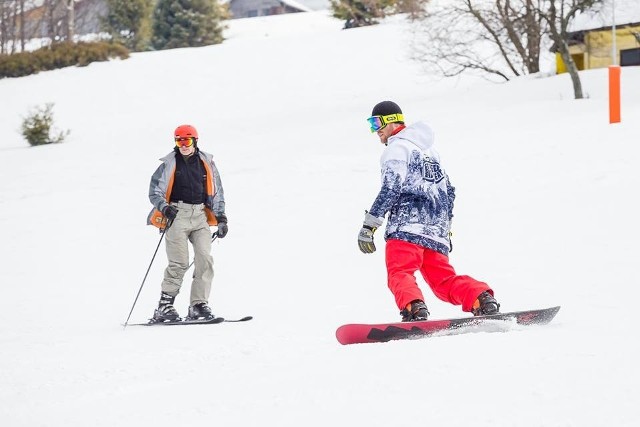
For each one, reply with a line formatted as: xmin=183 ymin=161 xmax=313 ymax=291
xmin=147 ymin=124 xmax=227 ymax=322
xmin=357 ymin=101 xmax=499 ymax=322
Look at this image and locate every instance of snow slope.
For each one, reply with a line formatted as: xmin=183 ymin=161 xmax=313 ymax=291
xmin=0 ymin=10 xmax=638 ymax=427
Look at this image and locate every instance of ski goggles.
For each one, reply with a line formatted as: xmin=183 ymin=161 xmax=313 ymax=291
xmin=367 ymin=113 xmax=404 ymax=132
xmin=175 ymin=137 xmax=196 ymax=148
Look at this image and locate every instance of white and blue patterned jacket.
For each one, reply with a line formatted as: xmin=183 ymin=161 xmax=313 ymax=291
xmin=368 ymin=122 xmax=455 ymax=255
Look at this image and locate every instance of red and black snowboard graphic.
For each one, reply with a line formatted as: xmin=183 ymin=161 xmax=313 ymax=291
xmin=336 ymin=306 xmax=560 ymax=345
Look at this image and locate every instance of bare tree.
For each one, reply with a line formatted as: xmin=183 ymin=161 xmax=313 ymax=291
xmin=0 ymin=0 xmax=33 ymax=53
xmin=75 ymin=0 xmax=108 ymax=37
xmin=39 ymin=0 xmax=77 ymax=42
xmin=537 ymin=0 xmax=603 ymax=99
xmin=502 ymin=0 xmax=544 ymax=73
xmin=44 ymin=0 xmax=58 ymax=41
xmin=1 ymin=0 xmax=15 ymax=53
xmin=0 ymin=2 xmax=6 ymax=53
xmin=1 ymin=0 xmax=109 ymax=52
xmin=34 ymin=0 xmax=76 ymax=43
xmin=65 ymin=0 xmax=75 ymax=41
xmin=412 ymin=0 xmax=604 ymax=97
xmin=412 ymin=0 xmax=547 ymax=82
xmin=18 ymin=0 xmax=25 ymax=51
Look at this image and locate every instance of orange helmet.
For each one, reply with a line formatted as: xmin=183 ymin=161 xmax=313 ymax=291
xmin=174 ymin=124 xmax=198 ymax=140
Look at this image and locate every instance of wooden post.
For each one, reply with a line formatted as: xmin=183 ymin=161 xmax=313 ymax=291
xmin=608 ymin=65 xmax=621 ymax=124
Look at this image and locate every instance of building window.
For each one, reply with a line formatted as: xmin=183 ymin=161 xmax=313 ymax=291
xmin=247 ymin=10 xmax=257 ymax=17
xmin=620 ymin=48 xmax=640 ymax=66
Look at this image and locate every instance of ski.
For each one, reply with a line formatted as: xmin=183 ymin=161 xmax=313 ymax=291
xmin=125 ymin=315 xmax=252 ymax=327
xmin=125 ymin=317 xmax=225 ymax=327
xmin=336 ymin=306 xmax=560 ymax=345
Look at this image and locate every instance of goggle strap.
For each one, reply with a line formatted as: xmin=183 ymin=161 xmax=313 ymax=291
xmin=381 ymin=113 xmax=403 ymax=124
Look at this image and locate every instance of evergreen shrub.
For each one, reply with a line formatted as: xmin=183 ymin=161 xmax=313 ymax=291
xmin=0 ymin=42 xmax=129 ymax=79
xmin=21 ymin=103 xmax=70 ymax=146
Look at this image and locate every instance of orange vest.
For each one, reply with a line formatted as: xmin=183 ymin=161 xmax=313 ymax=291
xmin=149 ymin=158 xmax=219 ymax=230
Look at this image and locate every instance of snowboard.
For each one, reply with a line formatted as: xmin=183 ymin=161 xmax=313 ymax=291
xmin=125 ymin=315 xmax=253 ymax=327
xmin=336 ymin=306 xmax=560 ymax=345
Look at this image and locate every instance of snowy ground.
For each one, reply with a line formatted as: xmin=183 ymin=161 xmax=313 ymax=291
xmin=0 ymin=10 xmax=639 ymax=427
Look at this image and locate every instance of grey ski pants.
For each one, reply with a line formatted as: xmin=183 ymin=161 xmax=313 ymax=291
xmin=161 ymin=202 xmax=213 ymax=305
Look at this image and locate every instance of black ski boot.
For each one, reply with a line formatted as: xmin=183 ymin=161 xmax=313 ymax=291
xmin=187 ymin=302 xmax=215 ymax=320
xmin=152 ymin=292 xmax=181 ymax=323
xmin=400 ymin=300 xmax=430 ymax=322
xmin=472 ymin=291 xmax=500 ymax=316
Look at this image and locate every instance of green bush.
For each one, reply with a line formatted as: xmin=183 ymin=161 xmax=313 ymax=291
xmin=330 ymin=0 xmax=395 ymax=28
xmin=152 ymin=0 xmax=228 ymax=50
xmin=21 ymin=103 xmax=70 ymax=146
xmin=0 ymin=41 xmax=129 ymax=79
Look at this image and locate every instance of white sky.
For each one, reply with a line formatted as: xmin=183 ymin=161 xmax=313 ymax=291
xmin=0 ymin=10 xmax=639 ymax=427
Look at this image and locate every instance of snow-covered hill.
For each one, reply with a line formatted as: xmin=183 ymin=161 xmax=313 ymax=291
xmin=1 ymin=10 xmax=638 ymax=427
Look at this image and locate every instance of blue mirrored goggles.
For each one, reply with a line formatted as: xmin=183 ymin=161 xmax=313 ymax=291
xmin=367 ymin=113 xmax=404 ymax=132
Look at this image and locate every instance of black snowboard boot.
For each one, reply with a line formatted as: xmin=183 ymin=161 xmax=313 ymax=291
xmin=187 ymin=302 xmax=215 ymax=320
xmin=152 ymin=292 xmax=181 ymax=322
xmin=472 ymin=291 xmax=500 ymax=316
xmin=400 ymin=300 xmax=430 ymax=322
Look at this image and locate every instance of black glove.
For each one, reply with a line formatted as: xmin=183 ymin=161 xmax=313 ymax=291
xmin=358 ymin=225 xmax=377 ymax=254
xmin=217 ymin=222 xmax=228 ymax=238
xmin=358 ymin=211 xmax=384 ymax=254
xmin=216 ymin=214 xmax=228 ymax=239
xmin=163 ymin=205 xmax=178 ymax=220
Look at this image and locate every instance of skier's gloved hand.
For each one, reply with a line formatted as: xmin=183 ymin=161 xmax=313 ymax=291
xmin=216 ymin=214 xmax=228 ymax=239
xmin=217 ymin=223 xmax=228 ymax=238
xmin=358 ymin=212 xmax=384 ymax=254
xmin=358 ymin=226 xmax=376 ymax=253
xmin=163 ymin=205 xmax=178 ymax=220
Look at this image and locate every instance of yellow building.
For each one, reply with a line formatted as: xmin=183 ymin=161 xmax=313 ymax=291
xmin=557 ymin=22 xmax=640 ymax=73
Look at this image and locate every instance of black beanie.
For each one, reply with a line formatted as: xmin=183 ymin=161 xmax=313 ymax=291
xmin=371 ymin=101 xmax=403 ymax=117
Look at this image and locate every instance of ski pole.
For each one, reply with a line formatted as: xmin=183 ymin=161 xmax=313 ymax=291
xmin=123 ymin=220 xmax=172 ymax=328
xmin=187 ymin=232 xmax=218 ymax=270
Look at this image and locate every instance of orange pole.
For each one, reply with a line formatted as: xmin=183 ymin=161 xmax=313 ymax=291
xmin=608 ymin=65 xmax=621 ymax=124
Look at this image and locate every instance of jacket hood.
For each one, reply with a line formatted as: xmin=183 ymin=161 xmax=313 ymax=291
xmin=390 ymin=121 xmax=434 ymax=151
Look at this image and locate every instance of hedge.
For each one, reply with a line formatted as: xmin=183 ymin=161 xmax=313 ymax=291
xmin=0 ymin=41 xmax=130 ymax=79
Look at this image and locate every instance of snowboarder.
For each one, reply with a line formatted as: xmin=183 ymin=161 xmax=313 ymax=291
xmin=358 ymin=101 xmax=499 ymax=322
xmin=147 ymin=124 xmax=227 ymax=322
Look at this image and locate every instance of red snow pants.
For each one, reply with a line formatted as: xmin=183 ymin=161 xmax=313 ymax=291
xmin=385 ymin=239 xmax=492 ymax=312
